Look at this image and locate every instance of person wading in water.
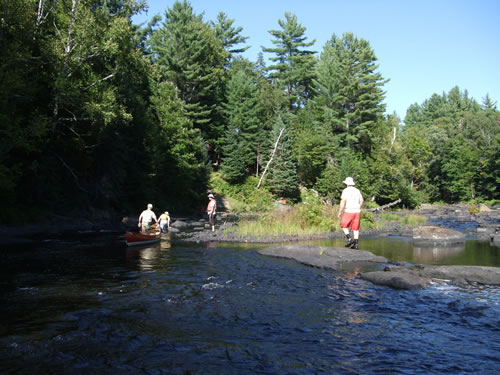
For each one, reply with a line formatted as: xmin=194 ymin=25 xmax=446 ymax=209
xmin=138 ymin=203 xmax=158 ymax=233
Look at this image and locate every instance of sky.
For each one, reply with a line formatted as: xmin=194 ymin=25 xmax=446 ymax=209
xmin=133 ymin=0 xmax=500 ymax=119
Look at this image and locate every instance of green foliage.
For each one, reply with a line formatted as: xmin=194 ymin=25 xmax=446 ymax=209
xmin=221 ymin=69 xmax=261 ymax=182
xmin=231 ymin=203 xmax=339 ymax=238
xmin=150 ymin=0 xmax=226 ymax=142
xmin=149 ymin=78 xmax=210 ymax=213
xmin=295 ymin=123 xmax=329 ymax=187
xmin=212 ymin=12 xmax=249 ymax=59
xmin=403 ymin=86 xmax=498 ymax=203
xmin=264 ymin=115 xmax=300 ymax=199
xmin=209 ymin=173 xmax=274 ymax=212
xmin=312 ymin=32 xmax=388 ymax=154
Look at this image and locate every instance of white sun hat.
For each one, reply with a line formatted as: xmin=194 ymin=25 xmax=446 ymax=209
xmin=343 ymin=177 xmax=355 ymax=186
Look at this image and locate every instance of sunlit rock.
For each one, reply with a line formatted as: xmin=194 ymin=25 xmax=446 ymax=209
xmin=412 ymin=225 xmax=465 ymax=246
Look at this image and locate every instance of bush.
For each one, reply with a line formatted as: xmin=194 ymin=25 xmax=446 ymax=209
xmin=209 ymin=172 xmax=274 ymax=212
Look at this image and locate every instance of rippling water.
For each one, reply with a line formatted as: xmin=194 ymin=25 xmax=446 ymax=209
xmin=1 ymin=239 xmax=499 ymax=374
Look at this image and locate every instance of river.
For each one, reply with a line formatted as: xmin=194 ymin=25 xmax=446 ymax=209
xmin=1 ymin=235 xmax=499 ymax=374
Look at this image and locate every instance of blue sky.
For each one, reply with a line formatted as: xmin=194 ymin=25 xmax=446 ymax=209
xmin=134 ymin=0 xmax=500 ymax=119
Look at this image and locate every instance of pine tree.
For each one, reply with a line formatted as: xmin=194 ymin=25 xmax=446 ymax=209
xmin=221 ymin=69 xmax=261 ymax=182
xmin=211 ymin=12 xmax=249 ymax=63
xmin=262 ymin=12 xmax=317 ymax=111
xmin=313 ymin=32 xmax=388 ymax=153
xmin=150 ymin=0 xmax=226 ymax=141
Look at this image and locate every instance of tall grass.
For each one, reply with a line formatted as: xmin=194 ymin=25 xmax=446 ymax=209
xmin=227 ymin=205 xmax=340 ymax=238
xmin=227 ymin=208 xmax=427 ymax=237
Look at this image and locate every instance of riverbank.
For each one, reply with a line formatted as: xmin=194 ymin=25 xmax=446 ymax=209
xmin=1 ymin=203 xmax=499 ymax=246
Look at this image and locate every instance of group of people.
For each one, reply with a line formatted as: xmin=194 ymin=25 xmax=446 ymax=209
xmin=138 ymin=177 xmax=363 ymax=248
xmin=137 ymin=194 xmax=218 ymax=234
xmin=138 ymin=204 xmax=170 ymax=233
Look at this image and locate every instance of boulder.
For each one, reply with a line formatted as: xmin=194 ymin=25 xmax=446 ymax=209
xmin=170 ymin=220 xmax=189 ymax=228
xmin=479 ymin=203 xmax=493 ymax=212
xmin=412 ymin=225 xmax=465 ymax=246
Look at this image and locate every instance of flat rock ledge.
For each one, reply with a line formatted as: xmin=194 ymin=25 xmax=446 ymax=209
xmin=258 ymin=245 xmax=388 ymax=271
xmin=258 ymin=245 xmax=500 ymax=290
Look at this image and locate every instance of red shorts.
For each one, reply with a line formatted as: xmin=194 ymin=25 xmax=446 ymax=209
xmin=340 ymin=212 xmax=361 ymax=231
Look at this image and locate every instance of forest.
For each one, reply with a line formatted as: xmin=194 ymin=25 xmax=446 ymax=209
xmin=1 ymin=0 xmax=499 ymax=224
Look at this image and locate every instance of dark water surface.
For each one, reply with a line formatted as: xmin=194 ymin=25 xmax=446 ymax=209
xmin=1 ymin=237 xmax=499 ymax=374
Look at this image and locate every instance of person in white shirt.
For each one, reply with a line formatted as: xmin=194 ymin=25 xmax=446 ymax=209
xmin=138 ymin=203 xmax=158 ymax=233
xmin=337 ymin=177 xmax=364 ymax=249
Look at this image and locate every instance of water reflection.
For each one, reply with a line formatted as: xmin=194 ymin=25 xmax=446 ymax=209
xmin=413 ymin=244 xmax=465 ymax=262
xmin=126 ymin=244 xmax=169 ymax=271
xmin=303 ymin=237 xmax=500 ymax=266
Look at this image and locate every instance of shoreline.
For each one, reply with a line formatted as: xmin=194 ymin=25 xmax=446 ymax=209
xmin=1 ymin=203 xmax=498 ymax=246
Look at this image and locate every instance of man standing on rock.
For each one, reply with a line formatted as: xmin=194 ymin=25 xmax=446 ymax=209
xmin=337 ymin=177 xmax=364 ymax=249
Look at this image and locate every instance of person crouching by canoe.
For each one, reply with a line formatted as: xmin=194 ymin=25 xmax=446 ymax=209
xmin=138 ymin=203 xmax=158 ymax=233
xmin=158 ymin=211 xmax=170 ymax=233
xmin=207 ymin=194 xmax=217 ymax=232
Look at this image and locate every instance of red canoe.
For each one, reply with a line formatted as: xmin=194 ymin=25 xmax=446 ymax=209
xmin=125 ymin=231 xmax=161 ymax=247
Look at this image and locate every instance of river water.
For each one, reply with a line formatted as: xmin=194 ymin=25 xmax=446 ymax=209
xmin=1 ymin=235 xmax=499 ymax=374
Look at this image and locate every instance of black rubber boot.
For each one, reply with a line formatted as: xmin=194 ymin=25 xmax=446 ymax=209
xmin=345 ymin=234 xmax=354 ymax=248
xmin=350 ymin=239 xmax=359 ymax=249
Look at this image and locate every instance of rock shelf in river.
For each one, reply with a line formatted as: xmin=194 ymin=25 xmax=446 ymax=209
xmin=258 ymin=244 xmax=500 ymax=290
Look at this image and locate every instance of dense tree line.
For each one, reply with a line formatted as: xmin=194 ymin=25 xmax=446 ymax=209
xmin=1 ymin=0 xmax=498 ymax=224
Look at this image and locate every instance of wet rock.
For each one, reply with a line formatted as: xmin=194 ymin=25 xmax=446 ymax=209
xmin=417 ymin=265 xmax=500 ymax=286
xmin=258 ymin=245 xmax=388 ymax=271
xmin=412 ymin=225 xmax=466 ymax=246
xmin=361 ymin=264 xmax=500 ymax=289
xmin=360 ymin=271 xmax=430 ymax=289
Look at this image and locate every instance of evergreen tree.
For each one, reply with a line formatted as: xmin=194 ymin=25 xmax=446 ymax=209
xmin=313 ymin=32 xmax=388 ymax=153
xmin=482 ymin=93 xmax=497 ymax=110
xmin=150 ymin=0 xmax=226 ymax=142
xmin=262 ymin=12 xmax=317 ymax=111
xmin=211 ymin=12 xmax=249 ymax=63
xmin=221 ymin=69 xmax=261 ymax=182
